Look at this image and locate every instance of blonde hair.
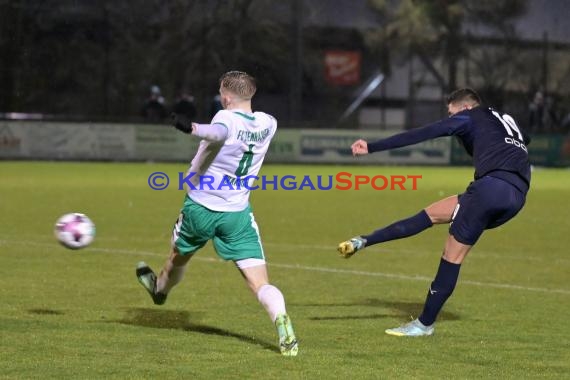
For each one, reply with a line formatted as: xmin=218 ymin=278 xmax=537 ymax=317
xmin=219 ymin=71 xmax=256 ymax=100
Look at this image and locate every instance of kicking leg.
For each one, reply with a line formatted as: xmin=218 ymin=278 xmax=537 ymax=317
xmin=338 ymin=195 xmax=458 ymax=258
xmin=237 ymin=260 xmax=298 ymax=356
xmin=136 ymin=246 xmax=192 ymax=305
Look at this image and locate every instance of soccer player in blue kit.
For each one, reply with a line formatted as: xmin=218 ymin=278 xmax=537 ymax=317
xmin=338 ymin=88 xmax=531 ymax=336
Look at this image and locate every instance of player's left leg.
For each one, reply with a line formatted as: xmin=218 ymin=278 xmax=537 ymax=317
xmin=213 ymin=207 xmax=298 ymax=356
xmin=237 ymin=262 xmax=298 ymax=357
xmin=338 ymin=195 xmax=458 ymax=258
xmin=385 ymin=234 xmax=472 ymax=337
xmin=419 ymin=175 xmax=526 ymax=326
xmin=386 ymin=190 xmax=479 ymax=336
xmin=386 ymin=177 xmax=521 ymax=336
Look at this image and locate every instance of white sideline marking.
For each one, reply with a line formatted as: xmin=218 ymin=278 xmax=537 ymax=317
xmin=57 ymin=237 xmax=570 ymax=265
xmin=37 ymin=234 xmax=570 ymax=264
xmin=266 ymin=263 xmax=570 ymax=295
xmin=1 ymin=238 xmax=569 ymax=295
xmin=265 ymin=242 xmax=570 ymax=265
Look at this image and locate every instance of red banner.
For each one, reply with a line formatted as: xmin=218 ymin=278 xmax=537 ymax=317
xmin=324 ymin=51 xmax=361 ymax=85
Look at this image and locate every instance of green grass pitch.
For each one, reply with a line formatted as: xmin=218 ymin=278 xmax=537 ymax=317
xmin=1 ymin=161 xmax=569 ymax=379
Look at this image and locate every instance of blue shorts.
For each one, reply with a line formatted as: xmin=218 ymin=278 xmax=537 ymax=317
xmin=449 ymin=176 xmax=526 ymax=245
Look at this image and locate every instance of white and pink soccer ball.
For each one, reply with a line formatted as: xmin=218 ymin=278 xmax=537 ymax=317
xmin=54 ymin=213 xmax=96 ymax=249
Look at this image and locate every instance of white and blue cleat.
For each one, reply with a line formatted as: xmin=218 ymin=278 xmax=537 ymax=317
xmin=385 ymin=319 xmax=434 ymax=337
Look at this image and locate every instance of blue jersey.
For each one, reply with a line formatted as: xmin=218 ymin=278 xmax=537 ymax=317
xmin=367 ymin=106 xmax=531 ymax=192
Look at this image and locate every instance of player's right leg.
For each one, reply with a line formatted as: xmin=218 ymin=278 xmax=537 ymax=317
xmin=337 ymin=195 xmax=458 ymax=258
xmin=136 ymin=247 xmax=193 ymax=305
xmin=337 ymin=237 xmax=367 ymax=258
xmin=136 ymin=261 xmax=168 ymax=305
xmin=136 ymin=195 xmax=209 ymax=305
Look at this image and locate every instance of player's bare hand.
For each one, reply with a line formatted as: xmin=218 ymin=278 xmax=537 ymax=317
xmin=351 ymin=139 xmax=369 ymax=156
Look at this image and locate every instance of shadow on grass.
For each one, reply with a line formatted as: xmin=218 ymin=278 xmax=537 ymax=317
xmin=28 ymin=308 xmax=64 ymax=316
xmin=114 ymin=307 xmax=278 ymax=353
xmin=303 ymin=298 xmax=460 ymax=322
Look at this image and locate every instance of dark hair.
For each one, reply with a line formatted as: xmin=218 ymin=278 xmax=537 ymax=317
xmin=446 ymin=88 xmax=482 ymax=106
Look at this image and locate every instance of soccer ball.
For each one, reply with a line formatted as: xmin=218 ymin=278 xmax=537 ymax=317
xmin=54 ymin=213 xmax=96 ymax=250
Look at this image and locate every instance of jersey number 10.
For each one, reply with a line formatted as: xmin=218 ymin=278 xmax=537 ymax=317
xmin=492 ymin=110 xmax=523 ymax=140
xmin=491 ymin=110 xmax=528 ymax=152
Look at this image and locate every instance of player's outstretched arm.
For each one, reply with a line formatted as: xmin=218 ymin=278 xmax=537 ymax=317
xmin=171 ymin=112 xmax=193 ymax=134
xmin=365 ymin=117 xmax=466 ymax=153
xmin=171 ymin=112 xmax=228 ymax=142
xmin=351 ymin=139 xmax=369 ymax=156
xmin=192 ymin=123 xmax=228 ymax=142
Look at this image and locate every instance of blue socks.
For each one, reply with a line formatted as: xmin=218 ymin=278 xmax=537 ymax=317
xmin=362 ymin=210 xmax=433 ymax=247
xmin=419 ymin=258 xmax=461 ymax=326
xmin=359 ymin=210 xmax=460 ymax=326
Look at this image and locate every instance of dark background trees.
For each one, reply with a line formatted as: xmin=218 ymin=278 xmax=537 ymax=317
xmin=1 ymin=0 xmax=569 ymax=130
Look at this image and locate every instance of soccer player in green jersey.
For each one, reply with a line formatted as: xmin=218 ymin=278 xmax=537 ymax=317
xmin=136 ymin=71 xmax=298 ymax=356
